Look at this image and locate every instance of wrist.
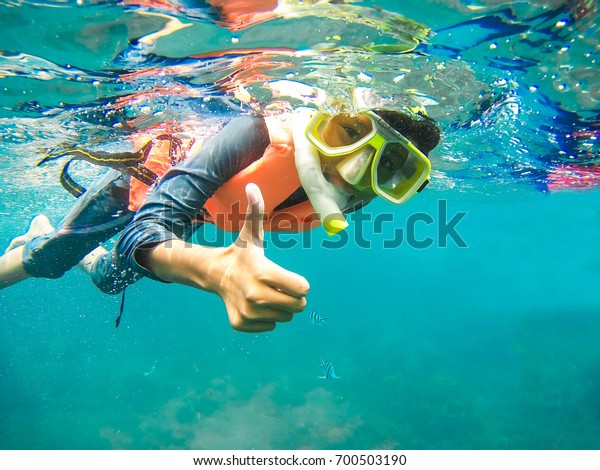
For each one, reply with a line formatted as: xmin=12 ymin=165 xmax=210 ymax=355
xmin=146 ymin=240 xmax=228 ymax=293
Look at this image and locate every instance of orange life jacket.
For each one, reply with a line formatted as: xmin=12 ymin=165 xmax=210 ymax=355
xmin=127 ymin=131 xmax=190 ymax=212
xmin=128 ymin=115 xmax=321 ymax=232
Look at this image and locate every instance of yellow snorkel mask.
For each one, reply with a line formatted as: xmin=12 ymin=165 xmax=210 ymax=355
xmin=305 ymin=111 xmax=432 ymax=204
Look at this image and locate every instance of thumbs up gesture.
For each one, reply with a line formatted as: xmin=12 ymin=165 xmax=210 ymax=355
xmin=143 ymin=184 xmax=309 ymax=332
xmin=218 ymin=183 xmax=310 ymax=332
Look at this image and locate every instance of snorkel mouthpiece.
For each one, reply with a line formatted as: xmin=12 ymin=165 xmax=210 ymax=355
xmin=324 ymin=216 xmax=349 ymax=235
xmin=293 ymin=108 xmax=349 ymax=236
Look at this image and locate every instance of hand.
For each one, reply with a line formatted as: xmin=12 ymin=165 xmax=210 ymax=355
xmin=144 ymin=183 xmax=309 ymax=332
xmin=215 ymin=183 xmax=310 ymax=332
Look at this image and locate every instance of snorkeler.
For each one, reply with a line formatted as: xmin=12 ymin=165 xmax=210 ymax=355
xmin=0 ymin=106 xmax=440 ymax=332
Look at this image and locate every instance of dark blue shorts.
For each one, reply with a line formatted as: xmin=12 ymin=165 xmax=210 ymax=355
xmin=22 ymin=170 xmax=139 ymax=294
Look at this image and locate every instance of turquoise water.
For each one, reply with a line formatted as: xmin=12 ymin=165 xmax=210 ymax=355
xmin=1 ymin=0 xmax=600 ymax=450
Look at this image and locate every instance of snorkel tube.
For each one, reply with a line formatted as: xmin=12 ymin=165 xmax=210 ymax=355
xmin=292 ymin=108 xmax=349 ymax=236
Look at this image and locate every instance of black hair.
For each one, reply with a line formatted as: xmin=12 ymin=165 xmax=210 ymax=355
xmin=373 ymin=109 xmax=441 ymax=155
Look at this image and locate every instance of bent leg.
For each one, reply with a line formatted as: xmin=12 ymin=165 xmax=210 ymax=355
xmin=4 ymin=215 xmax=54 ymax=253
xmin=22 ymin=170 xmax=134 ymax=280
xmin=0 ymin=246 xmax=28 ymax=289
xmin=0 ymin=215 xmax=55 ymax=289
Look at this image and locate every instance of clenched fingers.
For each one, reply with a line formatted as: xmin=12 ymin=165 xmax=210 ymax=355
xmin=257 ymin=258 xmax=310 ymax=299
xmin=246 ymin=283 xmax=307 ymax=312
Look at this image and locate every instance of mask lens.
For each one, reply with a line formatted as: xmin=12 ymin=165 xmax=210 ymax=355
xmin=309 ymin=113 xmax=375 ymax=153
xmin=328 ymin=115 xmax=373 ymax=147
xmin=375 ymin=142 xmax=429 ymax=202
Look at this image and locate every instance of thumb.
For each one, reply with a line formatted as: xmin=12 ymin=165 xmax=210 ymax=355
xmin=238 ymin=183 xmax=265 ymax=248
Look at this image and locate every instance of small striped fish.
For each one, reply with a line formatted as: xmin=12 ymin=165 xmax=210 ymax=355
xmin=308 ymin=310 xmax=327 ymax=326
xmin=319 ymin=357 xmax=339 ymax=379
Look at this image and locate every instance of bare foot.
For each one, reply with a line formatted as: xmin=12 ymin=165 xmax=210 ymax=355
xmin=5 ymin=215 xmax=54 ymax=253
